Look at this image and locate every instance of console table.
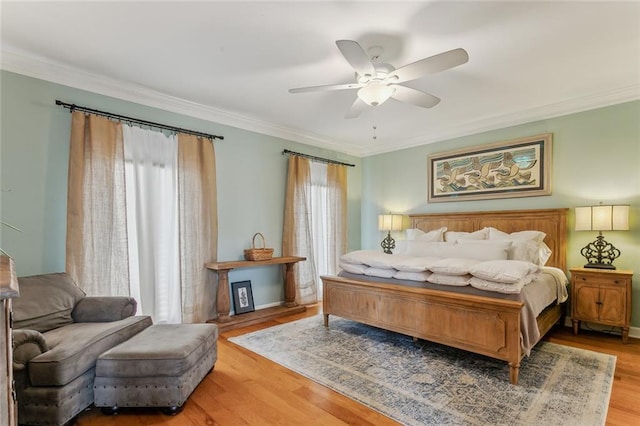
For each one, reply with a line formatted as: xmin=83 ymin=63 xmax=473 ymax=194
xmin=206 ymin=256 xmax=306 ymax=332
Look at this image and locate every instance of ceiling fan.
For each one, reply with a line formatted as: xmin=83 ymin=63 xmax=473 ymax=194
xmin=289 ymin=40 xmax=469 ymax=119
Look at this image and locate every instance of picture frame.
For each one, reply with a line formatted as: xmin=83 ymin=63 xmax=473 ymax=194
xmin=231 ymin=280 xmax=255 ymax=315
xmin=427 ymin=133 xmax=552 ymax=202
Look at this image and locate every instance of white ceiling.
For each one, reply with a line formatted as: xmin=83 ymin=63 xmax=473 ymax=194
xmin=1 ymin=1 xmax=639 ymax=157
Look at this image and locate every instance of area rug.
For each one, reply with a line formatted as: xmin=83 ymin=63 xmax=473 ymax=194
xmin=229 ymin=316 xmax=615 ymax=426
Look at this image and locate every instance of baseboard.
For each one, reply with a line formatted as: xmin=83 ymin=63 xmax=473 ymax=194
xmin=562 ymin=317 xmax=640 ymax=339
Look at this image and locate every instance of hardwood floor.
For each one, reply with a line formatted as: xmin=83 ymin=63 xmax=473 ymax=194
xmin=75 ymin=305 xmax=640 ymax=425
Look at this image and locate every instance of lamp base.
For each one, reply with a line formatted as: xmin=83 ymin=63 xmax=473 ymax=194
xmin=380 ymin=232 xmax=395 ymax=254
xmin=580 ymin=234 xmax=620 ymax=271
xmin=583 ymin=263 xmax=616 ymax=270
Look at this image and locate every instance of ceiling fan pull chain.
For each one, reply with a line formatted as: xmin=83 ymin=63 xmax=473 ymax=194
xmin=372 ymin=108 xmax=377 ymax=141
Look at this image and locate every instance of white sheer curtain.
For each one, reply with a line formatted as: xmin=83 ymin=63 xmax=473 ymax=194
xmin=123 ymin=126 xmax=182 ymax=324
xmin=310 ymin=162 xmax=329 ymax=298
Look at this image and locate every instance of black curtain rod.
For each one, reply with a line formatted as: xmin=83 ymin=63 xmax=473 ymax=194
xmin=55 ymin=100 xmax=224 ymax=141
xmin=282 ymin=149 xmax=355 ymax=167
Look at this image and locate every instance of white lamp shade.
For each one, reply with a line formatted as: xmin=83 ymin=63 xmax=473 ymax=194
xmin=612 ymin=205 xmax=630 ymax=230
xmin=575 ymin=205 xmax=630 ymax=231
xmin=358 ymin=83 xmax=395 ymax=106
xmin=378 ymin=214 xmax=403 ymax=232
xmin=575 ymin=206 xmax=593 ymax=231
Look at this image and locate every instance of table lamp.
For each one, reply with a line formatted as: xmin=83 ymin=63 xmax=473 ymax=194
xmin=575 ymin=204 xmax=629 ymax=269
xmin=378 ymin=214 xmax=403 ymax=254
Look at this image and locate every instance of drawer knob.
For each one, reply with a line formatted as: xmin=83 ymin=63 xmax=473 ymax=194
xmin=614 ymin=280 xmax=619 ymax=284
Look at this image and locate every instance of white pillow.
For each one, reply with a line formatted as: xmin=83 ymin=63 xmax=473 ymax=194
xmin=405 ymin=227 xmax=447 ymax=242
xmin=538 ymin=242 xmax=552 ymax=266
xmin=392 ymin=256 xmax=441 ymax=272
xmin=492 ymin=239 xmax=552 ymax=266
xmin=450 ymin=240 xmax=511 ymax=261
xmin=405 ymin=241 xmax=456 ymax=257
xmin=341 ymin=250 xmax=388 ymax=265
xmin=427 ymin=273 xmax=472 ymax=286
xmin=487 ymin=227 xmax=546 ymax=244
xmin=469 ymin=260 xmax=540 ymax=284
xmin=364 ymin=267 xmax=396 ymax=279
xmin=508 ymin=239 xmax=541 ymax=264
xmin=469 ymin=273 xmax=538 ymax=294
xmin=444 ymin=228 xmax=488 ymax=243
xmin=339 ymin=262 xmax=368 ymax=275
xmin=429 ymin=258 xmax=480 ymax=276
xmin=393 ymin=270 xmax=432 ymax=282
xmin=392 ymin=240 xmax=409 ymax=255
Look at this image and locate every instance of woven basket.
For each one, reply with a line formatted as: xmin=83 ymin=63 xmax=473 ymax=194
xmin=244 ymin=232 xmax=274 ymax=261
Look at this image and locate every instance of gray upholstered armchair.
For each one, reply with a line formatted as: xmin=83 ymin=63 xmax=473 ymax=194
xmin=12 ymin=273 xmax=152 ymax=426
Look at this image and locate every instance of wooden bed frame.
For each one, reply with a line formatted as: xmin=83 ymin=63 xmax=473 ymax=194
xmin=321 ymin=208 xmax=568 ymax=385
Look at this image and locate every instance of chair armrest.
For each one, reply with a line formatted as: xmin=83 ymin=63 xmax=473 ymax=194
xmin=12 ymin=329 xmax=48 ymax=371
xmin=72 ymin=296 xmax=138 ymax=322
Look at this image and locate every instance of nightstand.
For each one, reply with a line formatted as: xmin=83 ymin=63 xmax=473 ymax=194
xmin=570 ymin=267 xmax=633 ymax=343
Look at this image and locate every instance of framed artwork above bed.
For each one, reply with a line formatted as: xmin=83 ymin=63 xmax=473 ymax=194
xmin=427 ymin=133 xmax=552 ymax=202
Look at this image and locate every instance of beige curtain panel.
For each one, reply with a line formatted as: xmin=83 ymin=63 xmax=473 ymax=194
xmin=326 ymin=163 xmax=348 ymax=275
xmin=177 ymin=133 xmax=218 ymax=323
xmin=282 ymin=156 xmax=318 ymax=304
xmin=66 ymin=112 xmax=131 ymax=296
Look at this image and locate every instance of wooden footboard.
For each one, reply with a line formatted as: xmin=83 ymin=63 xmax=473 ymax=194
xmin=322 ymin=275 xmax=526 ymax=384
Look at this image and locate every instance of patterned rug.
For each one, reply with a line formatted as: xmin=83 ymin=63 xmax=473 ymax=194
xmin=229 ymin=315 xmax=615 ymax=426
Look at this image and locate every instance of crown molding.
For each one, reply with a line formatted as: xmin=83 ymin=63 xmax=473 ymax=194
xmin=0 ymin=49 xmax=364 ymax=156
xmin=2 ymin=49 xmax=638 ymax=158
xmin=359 ymin=84 xmax=640 ymax=156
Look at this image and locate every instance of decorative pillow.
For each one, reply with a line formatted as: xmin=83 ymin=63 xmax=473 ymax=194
xmin=538 ymin=242 xmax=553 ymax=266
xmin=487 ymin=227 xmax=546 ymax=244
xmin=13 ymin=273 xmax=86 ymax=332
xmin=392 ymin=256 xmax=441 ymax=272
xmin=429 ymin=258 xmax=480 ymax=276
xmin=469 ymin=273 xmax=538 ymax=294
xmin=339 ymin=262 xmax=368 ymax=275
xmin=444 ymin=228 xmax=489 ymax=243
xmin=393 ymin=270 xmax=432 ymax=282
xmin=341 ymin=250 xmax=388 ymax=265
xmin=364 ymin=267 xmax=396 ymax=279
xmin=392 ymin=240 xmax=409 ymax=255
xmin=469 ymin=260 xmax=540 ymax=284
xmin=406 ymin=227 xmax=447 ymax=242
xmin=450 ymin=240 xmax=511 ymax=261
xmin=507 ymin=239 xmax=542 ymax=264
xmin=404 ymin=241 xmax=456 ymax=257
xmin=427 ymin=273 xmax=472 ymax=286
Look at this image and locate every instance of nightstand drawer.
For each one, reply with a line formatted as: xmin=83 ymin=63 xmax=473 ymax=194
xmin=572 ymin=273 xmax=629 ymax=287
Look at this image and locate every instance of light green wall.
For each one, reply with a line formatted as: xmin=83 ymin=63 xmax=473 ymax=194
xmin=2 ymin=70 xmax=639 ymax=327
xmin=361 ymin=100 xmax=640 ymax=326
xmin=0 ymin=71 xmax=361 ymax=310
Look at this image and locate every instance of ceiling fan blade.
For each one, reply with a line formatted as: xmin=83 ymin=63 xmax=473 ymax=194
xmin=289 ymin=82 xmax=362 ymax=94
xmin=391 ymin=85 xmax=441 ymax=108
xmin=389 ymin=48 xmax=469 ymax=83
xmin=345 ymin=97 xmax=367 ymax=119
xmin=336 ymin=40 xmax=376 ymax=78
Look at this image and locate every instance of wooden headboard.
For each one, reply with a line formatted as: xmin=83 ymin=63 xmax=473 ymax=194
xmin=409 ymin=208 xmax=569 ymax=271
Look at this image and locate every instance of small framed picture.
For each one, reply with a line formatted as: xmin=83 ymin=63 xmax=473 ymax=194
xmin=231 ymin=280 xmax=255 ymax=315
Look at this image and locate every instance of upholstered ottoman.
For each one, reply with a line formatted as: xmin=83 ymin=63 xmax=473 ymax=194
xmin=94 ymin=323 xmax=218 ymax=415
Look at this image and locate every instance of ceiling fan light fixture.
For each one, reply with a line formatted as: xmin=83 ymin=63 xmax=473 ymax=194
xmin=357 ymin=82 xmax=395 ymax=106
